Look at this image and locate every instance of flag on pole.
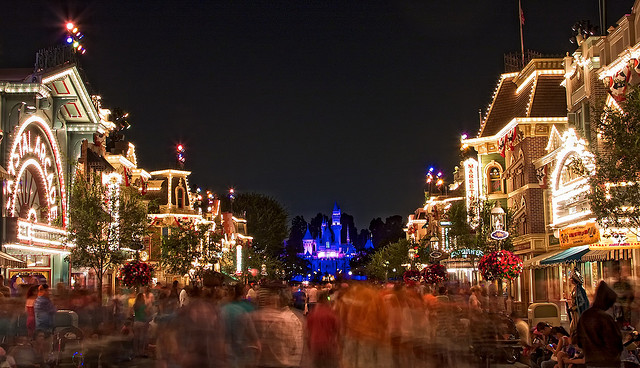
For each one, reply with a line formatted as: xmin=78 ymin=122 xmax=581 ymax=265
xmin=519 ymin=0 xmax=525 ymax=66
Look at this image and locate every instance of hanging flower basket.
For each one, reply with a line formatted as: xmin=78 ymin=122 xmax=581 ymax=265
xmin=118 ymin=260 xmax=154 ymax=288
xmin=402 ymin=270 xmax=421 ymax=285
xmin=478 ymin=250 xmax=522 ymax=281
xmin=421 ymin=264 xmax=448 ymax=284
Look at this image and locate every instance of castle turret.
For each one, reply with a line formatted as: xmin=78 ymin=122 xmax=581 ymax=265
xmin=331 ymin=202 xmax=342 ymax=244
xmin=302 ymin=225 xmax=314 ymax=255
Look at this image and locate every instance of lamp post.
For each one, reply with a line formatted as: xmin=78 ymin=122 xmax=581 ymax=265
xmin=490 ymin=202 xmax=509 ymax=250
xmin=384 ymin=260 xmax=389 ymax=281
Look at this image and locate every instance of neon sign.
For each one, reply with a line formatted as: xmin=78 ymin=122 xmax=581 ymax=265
xmin=464 ymin=158 xmax=480 ymax=228
xmin=6 ymin=116 xmax=66 ymax=226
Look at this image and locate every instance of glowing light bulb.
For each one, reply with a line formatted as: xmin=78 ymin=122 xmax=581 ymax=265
xmin=72 ymin=27 xmax=78 ymax=33
xmin=66 ymin=22 xmax=74 ymax=30
xmin=73 ymin=41 xmax=79 ymax=48
xmin=66 ymin=37 xmax=73 ymax=44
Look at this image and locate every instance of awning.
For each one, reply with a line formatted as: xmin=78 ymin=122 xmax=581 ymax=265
xmin=540 ymin=245 xmax=590 ymax=265
xmin=0 ymin=251 xmax=25 ymax=268
xmin=582 ymin=249 xmax=632 ymax=262
xmin=522 ymin=250 xmax=564 ymax=268
xmin=441 ymin=258 xmax=475 ymax=269
xmin=581 ymin=250 xmax=611 ymax=262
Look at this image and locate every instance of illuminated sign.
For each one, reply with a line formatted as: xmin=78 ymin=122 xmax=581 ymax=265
xmin=491 ymin=230 xmax=510 ymax=240
xmin=450 ymin=248 xmax=484 ymax=258
xmin=464 ymin=158 xmax=480 ymax=228
xmin=550 ymin=129 xmax=595 ymax=228
xmin=590 ymin=230 xmax=640 ymax=250
xmin=559 ymin=222 xmax=600 ymax=248
xmin=6 ymin=116 xmax=66 ymax=226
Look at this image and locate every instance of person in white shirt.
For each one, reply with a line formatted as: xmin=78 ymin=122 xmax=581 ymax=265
xmin=179 ymin=286 xmax=190 ymax=307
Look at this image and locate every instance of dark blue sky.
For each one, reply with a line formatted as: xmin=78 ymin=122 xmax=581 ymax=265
xmin=1 ymin=0 xmax=635 ymax=227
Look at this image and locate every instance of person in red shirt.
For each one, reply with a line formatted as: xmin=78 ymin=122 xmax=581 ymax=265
xmin=306 ymin=292 xmax=340 ymax=368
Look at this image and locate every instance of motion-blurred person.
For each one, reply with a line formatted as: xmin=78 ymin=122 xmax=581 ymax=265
xmin=24 ymin=285 xmax=38 ymax=337
xmin=252 ymin=283 xmax=303 ymax=368
xmin=132 ymin=293 xmax=150 ymax=357
xmin=222 ymin=284 xmax=260 ymax=368
xmin=307 ymin=292 xmax=339 ymax=368
xmin=612 ymin=263 xmax=635 ymax=329
xmin=575 ymin=280 xmax=623 ymax=368
xmin=179 ymin=285 xmax=190 ymax=307
xmin=246 ymin=283 xmax=258 ymax=302
xmin=469 ymin=285 xmax=483 ymax=313
xmin=307 ymin=284 xmax=318 ymax=314
xmin=339 ymin=284 xmax=387 ymax=368
xmin=34 ymin=284 xmax=55 ymax=335
xmin=175 ymin=289 xmax=227 ymax=367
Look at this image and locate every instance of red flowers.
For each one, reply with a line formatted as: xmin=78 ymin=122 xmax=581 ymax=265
xmin=118 ymin=260 xmax=154 ymax=288
xmin=421 ymin=264 xmax=448 ymax=284
xmin=478 ymin=250 xmax=522 ymax=281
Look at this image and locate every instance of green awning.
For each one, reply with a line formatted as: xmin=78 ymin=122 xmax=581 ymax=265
xmin=540 ymin=245 xmax=590 ymax=265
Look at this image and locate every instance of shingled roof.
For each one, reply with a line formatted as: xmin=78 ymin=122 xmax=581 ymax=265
xmin=478 ymin=67 xmax=567 ymax=138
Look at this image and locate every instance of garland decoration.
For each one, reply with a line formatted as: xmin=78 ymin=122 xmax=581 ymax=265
xmin=119 ymin=260 xmax=154 ymax=288
xmin=478 ymin=250 xmax=522 ymax=281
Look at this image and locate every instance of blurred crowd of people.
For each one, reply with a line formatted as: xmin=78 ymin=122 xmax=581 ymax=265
xmin=0 ymin=268 xmax=637 ymax=367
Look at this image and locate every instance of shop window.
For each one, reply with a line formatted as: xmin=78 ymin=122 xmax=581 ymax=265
xmin=487 ymin=165 xmax=503 ymax=194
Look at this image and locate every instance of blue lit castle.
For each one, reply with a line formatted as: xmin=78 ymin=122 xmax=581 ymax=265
xmin=302 ymin=203 xmax=356 ymax=278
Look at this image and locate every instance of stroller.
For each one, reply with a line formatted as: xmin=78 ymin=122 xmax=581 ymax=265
xmin=49 ymin=310 xmax=84 ymax=367
xmin=470 ymin=312 xmax=522 ymax=366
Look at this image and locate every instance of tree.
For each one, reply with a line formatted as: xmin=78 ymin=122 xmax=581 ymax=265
xmin=66 ymin=173 xmax=148 ymax=303
xmin=281 ymin=216 xmax=310 ymax=279
xmin=159 ymin=223 xmax=220 ymax=282
xmin=369 ymin=215 xmax=406 ymax=249
xmin=588 ymin=88 xmax=640 ymax=235
xmin=365 ymin=239 xmax=411 ymax=280
xmin=222 ymin=193 xmax=289 ymax=259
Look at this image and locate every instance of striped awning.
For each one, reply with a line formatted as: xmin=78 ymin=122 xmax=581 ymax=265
xmin=522 ymin=250 xmax=564 ymax=268
xmin=581 ymin=250 xmax=611 ymax=262
xmin=582 ymin=249 xmax=632 ymax=262
xmin=540 ymin=245 xmax=590 ymax=265
xmin=0 ymin=251 xmax=25 ymax=268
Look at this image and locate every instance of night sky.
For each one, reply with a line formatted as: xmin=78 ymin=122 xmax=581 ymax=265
xmin=1 ymin=1 xmax=635 ymax=226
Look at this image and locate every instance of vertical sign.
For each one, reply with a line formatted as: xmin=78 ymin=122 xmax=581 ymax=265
xmin=464 ymin=158 xmax=480 ymax=228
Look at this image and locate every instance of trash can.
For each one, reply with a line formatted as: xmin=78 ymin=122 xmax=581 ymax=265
xmin=527 ymin=302 xmax=560 ymax=327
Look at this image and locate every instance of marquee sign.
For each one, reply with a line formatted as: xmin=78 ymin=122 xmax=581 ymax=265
xmin=559 ymin=222 xmax=600 ymax=248
xmin=6 ymin=116 xmax=66 ymax=226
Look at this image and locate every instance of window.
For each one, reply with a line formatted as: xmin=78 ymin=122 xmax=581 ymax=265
xmin=487 ymin=165 xmax=503 ymax=193
xmin=176 ymin=187 xmax=185 ymax=208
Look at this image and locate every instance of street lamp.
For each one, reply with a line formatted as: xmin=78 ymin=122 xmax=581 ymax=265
xmin=429 ymin=235 xmax=439 ymax=252
xmin=490 ymin=201 xmax=509 ymax=247
xmin=491 ymin=202 xmax=505 ymax=231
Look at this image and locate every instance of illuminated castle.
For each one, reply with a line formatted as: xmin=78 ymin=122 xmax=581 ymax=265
xmin=302 ymin=203 xmax=356 ymax=278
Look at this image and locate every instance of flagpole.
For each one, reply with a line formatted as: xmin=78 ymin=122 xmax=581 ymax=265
xmin=519 ymin=0 xmax=525 ymax=66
